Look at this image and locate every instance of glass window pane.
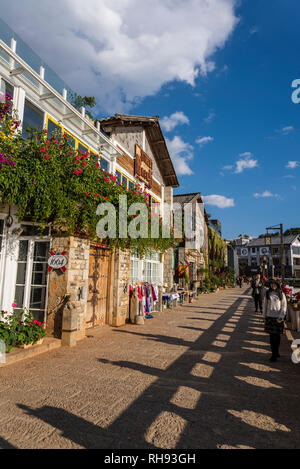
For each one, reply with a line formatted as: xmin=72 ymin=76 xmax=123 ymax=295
xmin=101 ymin=158 xmax=109 ymax=172
xmin=32 ymin=271 xmax=47 ymax=286
xmin=0 ymin=79 xmax=14 ymax=100
xmin=33 ymin=242 xmax=50 ymax=262
xmin=16 ymin=263 xmax=27 ymax=285
xmin=47 ymin=119 xmax=62 ymax=138
xmin=29 ymin=310 xmax=44 ymax=323
xmin=122 ymin=176 xmax=128 ymax=188
xmin=78 ymin=143 xmax=88 ymax=153
xmin=66 ymin=133 xmax=76 ymax=149
xmin=30 ymin=286 xmax=47 ymax=310
xmin=18 ymin=241 xmax=28 ymax=262
xmin=22 ymin=99 xmax=44 ymax=139
xmin=128 ymin=180 xmax=134 ymax=190
xmin=116 ymin=171 xmax=121 ymax=185
xmin=14 ymin=285 xmax=25 ymax=309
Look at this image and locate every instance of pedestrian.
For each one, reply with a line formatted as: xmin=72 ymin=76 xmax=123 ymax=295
xmin=236 ymin=276 xmax=242 ymax=288
xmin=251 ymin=273 xmax=264 ymax=314
xmin=264 ymin=280 xmax=287 ymax=362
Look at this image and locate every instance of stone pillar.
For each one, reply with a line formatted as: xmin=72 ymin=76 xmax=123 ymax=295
xmin=111 ymin=248 xmax=130 ymax=327
xmin=163 ymin=186 xmax=174 ymax=291
xmin=47 ymin=236 xmax=90 ymax=346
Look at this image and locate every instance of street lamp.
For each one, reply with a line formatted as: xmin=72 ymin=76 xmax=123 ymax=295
xmin=265 ymin=224 xmax=285 ymax=284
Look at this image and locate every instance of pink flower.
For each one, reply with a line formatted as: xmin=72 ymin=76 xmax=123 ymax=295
xmin=40 ymin=148 xmax=46 ymax=153
xmin=12 ymin=303 xmax=17 ymax=308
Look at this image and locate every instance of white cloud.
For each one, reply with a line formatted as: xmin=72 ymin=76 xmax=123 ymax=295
xmin=254 ymin=190 xmax=280 ymax=200
xmin=250 ymin=26 xmax=259 ymax=35
xmin=222 ymin=165 xmax=234 ymax=171
xmin=286 ymin=161 xmax=299 ymax=169
xmin=203 ymin=111 xmax=216 ymax=124
xmin=166 ymin=136 xmax=194 ymax=176
xmin=202 ymin=195 xmax=235 ymax=208
xmin=280 ymin=126 xmax=294 ymax=135
xmin=235 ymin=153 xmax=258 ymax=174
xmin=196 ymin=136 xmax=214 ymax=148
xmin=1 ymin=0 xmax=238 ymax=113
xmin=160 ymin=112 xmax=189 ymax=132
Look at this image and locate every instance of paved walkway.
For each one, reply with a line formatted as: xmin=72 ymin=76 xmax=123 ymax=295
xmin=1 ymin=287 xmax=300 ymax=449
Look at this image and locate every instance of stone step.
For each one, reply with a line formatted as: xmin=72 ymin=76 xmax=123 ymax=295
xmin=0 ymin=337 xmax=61 ymax=368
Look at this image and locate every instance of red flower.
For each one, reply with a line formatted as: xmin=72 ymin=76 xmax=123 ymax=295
xmin=40 ymin=148 xmax=46 ymax=153
xmin=94 ymin=194 xmax=99 ymax=197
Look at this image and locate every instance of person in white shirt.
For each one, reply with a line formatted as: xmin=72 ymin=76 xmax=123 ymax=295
xmin=264 ymin=281 xmax=287 ymax=362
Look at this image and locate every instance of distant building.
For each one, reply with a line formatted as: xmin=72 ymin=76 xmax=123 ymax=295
xmin=234 ymin=235 xmax=300 ymax=278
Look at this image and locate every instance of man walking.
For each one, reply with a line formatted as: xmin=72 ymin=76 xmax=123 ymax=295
xmin=251 ymin=273 xmax=265 ymax=313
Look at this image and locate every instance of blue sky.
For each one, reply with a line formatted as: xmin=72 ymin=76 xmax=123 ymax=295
xmin=130 ymin=0 xmax=300 ymax=239
xmin=1 ymin=0 xmax=300 ymax=240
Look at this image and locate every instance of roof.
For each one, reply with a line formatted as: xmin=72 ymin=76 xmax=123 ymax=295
xmin=98 ymin=114 xmax=179 ymax=188
xmin=173 ymin=193 xmax=203 ymax=205
xmin=247 ymin=235 xmax=300 ymax=247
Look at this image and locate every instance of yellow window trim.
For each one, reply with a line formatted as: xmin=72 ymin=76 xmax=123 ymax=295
xmin=46 ymin=114 xmax=102 ymax=161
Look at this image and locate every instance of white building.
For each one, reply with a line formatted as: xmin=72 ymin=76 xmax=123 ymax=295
xmin=235 ymin=235 xmax=300 ymax=279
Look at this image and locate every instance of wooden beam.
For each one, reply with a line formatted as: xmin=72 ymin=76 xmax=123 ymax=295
xmin=10 ymin=67 xmax=25 ymax=76
xmin=39 ymin=92 xmax=53 ymax=101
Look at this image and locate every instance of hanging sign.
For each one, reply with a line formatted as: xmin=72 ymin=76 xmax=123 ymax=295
xmin=48 ymin=251 xmax=68 ymax=273
xmin=178 ymin=265 xmax=189 ymax=277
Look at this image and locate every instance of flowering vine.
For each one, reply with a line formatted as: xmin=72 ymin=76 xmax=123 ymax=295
xmin=0 ymin=95 xmax=176 ymax=254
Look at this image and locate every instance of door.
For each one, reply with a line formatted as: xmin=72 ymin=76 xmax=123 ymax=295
xmin=86 ymin=245 xmax=111 ymax=328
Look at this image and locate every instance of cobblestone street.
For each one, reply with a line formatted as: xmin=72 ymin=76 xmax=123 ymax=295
xmin=1 ymin=286 xmax=300 ymax=449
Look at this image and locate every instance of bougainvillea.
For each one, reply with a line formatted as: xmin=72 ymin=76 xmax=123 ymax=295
xmin=0 ymin=95 xmax=176 ymax=254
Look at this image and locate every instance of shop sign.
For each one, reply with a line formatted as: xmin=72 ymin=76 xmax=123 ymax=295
xmin=48 ymin=251 xmax=68 ymax=273
xmin=135 ymin=144 xmax=153 ymax=188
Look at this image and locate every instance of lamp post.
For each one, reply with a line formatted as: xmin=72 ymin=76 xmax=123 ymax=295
xmin=265 ymin=224 xmax=285 ymax=284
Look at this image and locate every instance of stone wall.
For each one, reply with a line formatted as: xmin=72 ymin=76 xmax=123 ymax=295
xmin=47 ymin=236 xmax=90 ymax=346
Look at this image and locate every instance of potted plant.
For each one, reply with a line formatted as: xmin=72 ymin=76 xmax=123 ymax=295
xmin=0 ymin=309 xmax=46 ymax=350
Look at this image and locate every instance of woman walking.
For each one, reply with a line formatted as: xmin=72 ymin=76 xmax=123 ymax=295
xmin=264 ymin=281 xmax=287 ymax=362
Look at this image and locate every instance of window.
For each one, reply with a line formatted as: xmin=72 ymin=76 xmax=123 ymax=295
xmin=65 ymin=132 xmax=76 ymax=149
xmin=22 ymin=99 xmax=44 ymax=139
xmin=78 ymin=142 xmax=89 ymax=154
xmin=116 ymin=170 xmax=122 ymax=185
xmin=122 ymin=175 xmax=128 ymax=188
xmin=128 ymin=180 xmax=134 ymax=190
xmin=251 ymin=248 xmax=256 ymax=253
xmin=14 ymin=239 xmax=50 ymax=322
xmin=0 ymin=78 xmax=14 ymax=99
xmin=101 ymin=158 xmax=109 ymax=172
xmin=130 ymin=250 xmax=140 ymax=284
xmin=142 ymin=250 xmax=162 ymax=285
xmin=47 ymin=118 xmax=62 ymax=138
xmin=293 ymin=247 xmax=300 ymax=256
